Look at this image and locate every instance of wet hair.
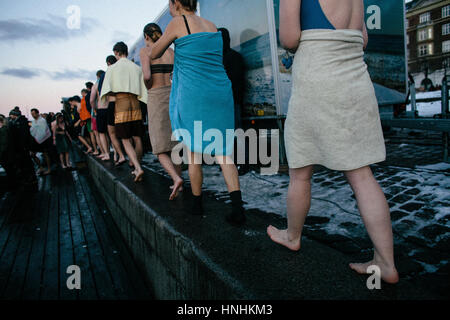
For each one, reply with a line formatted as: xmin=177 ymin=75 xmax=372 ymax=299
xmin=113 ymin=42 xmax=128 ymax=57
xmin=30 ymin=108 xmax=39 ymax=114
xmin=85 ymin=82 xmax=94 ymax=90
xmin=96 ymin=70 xmax=105 ymax=78
xmin=143 ymin=23 xmax=163 ymax=42
xmin=71 ymin=96 xmax=81 ymax=103
xmin=171 ymin=0 xmax=197 ymax=12
xmin=106 ymin=55 xmax=117 ymax=65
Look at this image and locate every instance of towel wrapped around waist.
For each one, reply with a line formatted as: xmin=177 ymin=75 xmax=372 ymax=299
xmin=285 ymin=29 xmax=386 ymax=171
xmin=147 ymin=86 xmax=178 ymax=155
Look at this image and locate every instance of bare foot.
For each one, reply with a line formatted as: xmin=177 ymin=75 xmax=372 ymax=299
xmin=349 ymin=260 xmax=399 ymax=284
xmin=100 ymin=154 xmax=110 ymax=161
xmin=62 ymin=164 xmax=67 ymax=169
xmin=169 ymin=178 xmax=184 ymax=201
xmin=267 ymin=225 xmax=301 ymax=251
xmin=133 ymin=169 xmax=144 ymax=183
xmin=42 ymin=169 xmax=51 ymax=176
xmin=84 ymin=148 xmax=93 ymax=155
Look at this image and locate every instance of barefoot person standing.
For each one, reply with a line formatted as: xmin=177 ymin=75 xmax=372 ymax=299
xmin=140 ymin=23 xmax=183 ymax=201
xmin=267 ymin=0 xmax=399 ymax=284
xmin=150 ymin=0 xmax=246 ymax=225
xmin=101 ymin=42 xmax=147 ymax=182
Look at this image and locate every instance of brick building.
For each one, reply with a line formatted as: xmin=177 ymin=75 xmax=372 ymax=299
xmin=407 ymin=0 xmax=450 ymax=89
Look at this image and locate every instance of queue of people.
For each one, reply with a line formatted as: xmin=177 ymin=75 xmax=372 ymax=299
xmin=0 ymin=0 xmax=399 ymax=282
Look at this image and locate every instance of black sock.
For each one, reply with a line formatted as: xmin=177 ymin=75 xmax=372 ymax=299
xmin=230 ymin=190 xmax=243 ymax=209
xmin=227 ymin=191 xmax=245 ymax=225
xmin=191 ymin=194 xmax=204 ymax=216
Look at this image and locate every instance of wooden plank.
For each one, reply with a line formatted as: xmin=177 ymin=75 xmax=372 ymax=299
xmin=65 ymin=172 xmax=98 ymax=300
xmin=0 ymin=194 xmax=18 ymax=257
xmin=70 ymin=171 xmax=117 ymax=300
xmin=1 ymin=206 xmax=35 ymax=299
xmin=58 ymin=171 xmax=77 ymax=300
xmin=77 ymin=172 xmax=150 ymax=300
xmin=0 ymin=223 xmax=25 ymax=298
xmin=22 ymin=177 xmax=51 ymax=300
xmin=40 ymin=174 xmax=61 ymax=300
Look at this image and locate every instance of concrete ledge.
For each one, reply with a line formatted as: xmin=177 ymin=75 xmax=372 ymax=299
xmin=86 ymin=156 xmax=437 ymax=300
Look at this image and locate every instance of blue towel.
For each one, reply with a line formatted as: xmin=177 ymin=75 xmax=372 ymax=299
xmin=170 ymin=32 xmax=235 ymax=156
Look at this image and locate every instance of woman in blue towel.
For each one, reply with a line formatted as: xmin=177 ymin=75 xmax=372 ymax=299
xmin=267 ymin=0 xmax=399 ymax=284
xmin=151 ymin=0 xmax=245 ymax=226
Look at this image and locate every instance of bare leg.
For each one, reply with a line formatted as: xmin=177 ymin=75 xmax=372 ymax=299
xmin=43 ymin=152 xmax=52 ymax=174
xmin=158 ymin=153 xmax=183 ymax=200
xmin=59 ymin=154 xmax=66 ymax=169
xmin=345 ymin=166 xmax=399 ymax=284
xmin=216 ymin=156 xmax=240 ymax=193
xmin=65 ymin=152 xmax=72 ymax=167
xmin=99 ymin=133 xmax=110 ymax=161
xmin=108 ymin=125 xmax=125 ymax=162
xmin=122 ymin=138 xmax=144 ymax=182
xmin=78 ymin=135 xmax=92 ymax=153
xmin=267 ymin=166 xmax=314 ymax=251
xmin=90 ymin=131 xmax=99 ymax=155
xmin=132 ymin=136 xmax=143 ymax=163
xmin=31 ymin=152 xmax=44 ymax=173
xmin=188 ymin=151 xmax=203 ymax=196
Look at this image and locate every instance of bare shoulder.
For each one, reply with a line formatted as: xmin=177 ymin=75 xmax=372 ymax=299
xmin=200 ymin=16 xmax=217 ymax=32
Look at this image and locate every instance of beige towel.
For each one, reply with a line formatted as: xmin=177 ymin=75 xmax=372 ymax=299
xmin=100 ymin=58 xmax=148 ymax=105
xmin=147 ymin=86 xmax=177 ymax=155
xmin=285 ymin=29 xmax=386 ymax=171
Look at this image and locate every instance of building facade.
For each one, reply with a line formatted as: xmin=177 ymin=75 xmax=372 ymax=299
xmin=407 ymin=0 xmax=450 ymax=88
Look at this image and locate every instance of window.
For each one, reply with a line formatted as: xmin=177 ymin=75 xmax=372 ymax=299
xmin=443 ymin=5 xmax=450 ymax=18
xmin=418 ymin=27 xmax=433 ymax=41
xmin=443 ymin=40 xmax=450 ymax=53
xmin=418 ymin=43 xmax=433 ymax=56
xmin=406 ymin=19 xmax=409 ymax=29
xmin=443 ymin=23 xmax=450 ymax=35
xmin=420 ymin=12 xmax=431 ymax=23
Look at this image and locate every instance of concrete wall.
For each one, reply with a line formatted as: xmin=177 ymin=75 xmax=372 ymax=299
xmin=86 ymin=157 xmax=248 ymax=300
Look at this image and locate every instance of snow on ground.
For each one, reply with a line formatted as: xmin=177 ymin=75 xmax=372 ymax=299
xmin=142 ymin=153 xmax=449 ymax=275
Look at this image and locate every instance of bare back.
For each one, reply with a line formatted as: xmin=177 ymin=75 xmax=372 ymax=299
xmin=150 ymin=48 xmax=175 ymax=88
xmin=320 ymin=0 xmax=365 ymax=31
xmin=175 ymin=14 xmax=217 ymax=39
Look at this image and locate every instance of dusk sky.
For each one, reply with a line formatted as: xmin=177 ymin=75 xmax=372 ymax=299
xmin=0 ymin=0 xmax=412 ymax=117
xmin=0 ymin=0 xmax=168 ymax=117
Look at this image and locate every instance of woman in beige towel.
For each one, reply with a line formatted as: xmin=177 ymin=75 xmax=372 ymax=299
xmin=140 ymin=23 xmax=183 ymax=200
xmin=267 ymin=0 xmax=399 ymax=284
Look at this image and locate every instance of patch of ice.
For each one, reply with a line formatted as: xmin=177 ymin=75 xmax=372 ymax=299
xmin=416 ymin=162 xmax=450 ymax=171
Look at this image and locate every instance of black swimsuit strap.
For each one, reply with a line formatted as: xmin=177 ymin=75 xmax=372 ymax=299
xmin=182 ymin=15 xmax=191 ymax=35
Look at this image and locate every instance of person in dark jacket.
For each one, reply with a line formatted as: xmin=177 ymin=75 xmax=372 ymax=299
xmin=218 ymin=27 xmax=249 ymax=175
xmin=8 ymin=109 xmax=37 ymax=192
xmin=0 ymin=114 xmax=16 ymax=191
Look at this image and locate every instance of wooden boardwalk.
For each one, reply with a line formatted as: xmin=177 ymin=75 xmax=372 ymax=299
xmin=0 ymin=168 xmax=152 ymax=300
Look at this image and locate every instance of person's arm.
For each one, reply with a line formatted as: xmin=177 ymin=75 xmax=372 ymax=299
xmin=140 ymin=47 xmax=153 ymax=90
xmin=362 ymin=22 xmax=369 ymax=50
xmin=280 ymin=0 xmax=302 ymax=52
xmin=151 ymin=19 xmax=179 ymax=60
xmin=65 ymin=130 xmax=73 ymax=143
xmin=90 ymin=83 xmax=99 ymax=110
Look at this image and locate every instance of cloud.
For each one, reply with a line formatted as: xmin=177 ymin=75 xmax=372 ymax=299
xmin=111 ymin=30 xmax=136 ymax=46
xmin=0 ymin=67 xmax=41 ymax=79
xmin=50 ymin=68 xmax=96 ymax=80
xmin=0 ymin=14 xmax=99 ymax=43
xmin=0 ymin=67 xmax=96 ymax=80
